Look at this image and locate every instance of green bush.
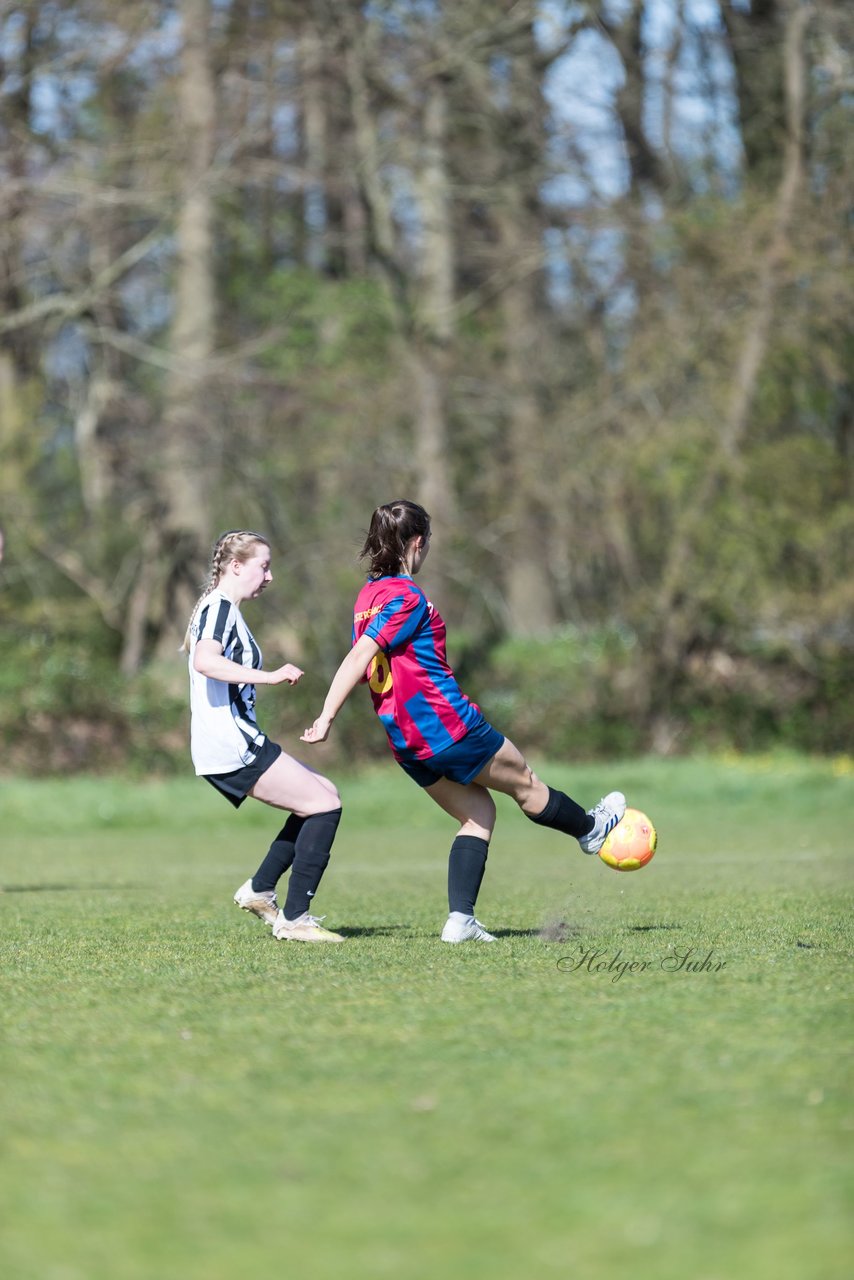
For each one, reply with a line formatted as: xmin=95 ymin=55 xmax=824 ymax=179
xmin=0 ymin=620 xmax=186 ymax=775
xmin=467 ymin=628 xmax=853 ymax=761
xmin=470 ymin=626 xmax=647 ymax=760
xmin=2 ymin=610 xmax=850 ymax=775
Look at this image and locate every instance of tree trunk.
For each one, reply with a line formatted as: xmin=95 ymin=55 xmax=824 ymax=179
xmin=74 ymin=369 xmax=116 ymax=515
xmin=722 ymin=0 xmax=786 ymax=180
xmin=605 ymin=0 xmax=669 ymax=193
xmin=497 ymin=214 xmax=557 ymax=635
xmin=494 ymin=17 xmax=557 ymax=635
xmin=653 ymin=0 xmax=812 ymax=675
xmin=146 ymin=0 xmax=217 ymax=666
xmin=344 ymin=23 xmax=457 ymax=599
xmin=0 ymin=8 xmax=39 ymax=542
xmin=411 ymin=79 xmax=456 ymax=599
xmin=300 ymin=19 xmax=328 ymax=273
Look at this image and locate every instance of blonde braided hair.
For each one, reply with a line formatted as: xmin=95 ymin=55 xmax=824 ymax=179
xmin=181 ymin=529 xmax=269 ymax=652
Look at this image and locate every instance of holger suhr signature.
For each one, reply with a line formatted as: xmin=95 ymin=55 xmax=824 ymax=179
xmin=557 ymin=946 xmax=727 ymax=983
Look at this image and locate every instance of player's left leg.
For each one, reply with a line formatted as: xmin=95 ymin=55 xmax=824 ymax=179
xmin=474 ymin=737 xmax=625 ymax=853
xmin=272 ymin=806 xmax=344 ymax=940
xmin=471 ymin=737 xmax=548 ymax=815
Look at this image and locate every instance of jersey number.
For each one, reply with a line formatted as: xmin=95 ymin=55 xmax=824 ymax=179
xmin=368 ymin=652 xmax=393 ymax=694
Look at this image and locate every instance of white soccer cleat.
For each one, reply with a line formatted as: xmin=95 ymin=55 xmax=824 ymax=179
xmin=578 ymin=791 xmax=627 ymax=855
xmin=233 ymin=879 xmax=279 ymax=927
xmin=440 ymin=912 xmax=496 ymax=943
xmin=272 ymin=910 xmax=345 ymax=943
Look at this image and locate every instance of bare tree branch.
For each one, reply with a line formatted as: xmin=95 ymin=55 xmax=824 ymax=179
xmin=0 ymin=224 xmax=165 ymax=336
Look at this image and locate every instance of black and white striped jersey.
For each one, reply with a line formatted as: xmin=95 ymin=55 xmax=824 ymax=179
xmin=188 ymin=589 xmax=269 ymax=775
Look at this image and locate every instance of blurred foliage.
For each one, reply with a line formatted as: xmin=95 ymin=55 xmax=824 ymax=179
xmin=1 ymin=601 xmax=850 ymax=775
xmin=0 ymin=1 xmax=851 ymax=773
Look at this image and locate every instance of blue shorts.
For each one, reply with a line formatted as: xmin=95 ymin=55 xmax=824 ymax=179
xmin=397 ymin=718 xmax=505 ymax=789
xmin=203 ymin=738 xmax=282 ymax=808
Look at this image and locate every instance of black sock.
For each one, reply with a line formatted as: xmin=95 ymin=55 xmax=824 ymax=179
xmin=529 ymin=787 xmax=593 ymax=839
xmin=283 ymin=808 xmax=342 ymax=920
xmin=251 ymin=814 xmax=305 ymax=893
xmin=448 ymin=835 xmax=489 ymax=916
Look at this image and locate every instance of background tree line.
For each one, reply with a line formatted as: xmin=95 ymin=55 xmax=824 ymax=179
xmin=0 ymin=0 xmax=851 ymax=773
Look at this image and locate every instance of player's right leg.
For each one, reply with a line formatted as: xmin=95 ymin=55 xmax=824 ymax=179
xmin=423 ymin=775 xmax=496 ymax=841
xmin=248 ymin=751 xmax=340 ymax=817
xmin=424 ymin=778 xmax=497 ymax=943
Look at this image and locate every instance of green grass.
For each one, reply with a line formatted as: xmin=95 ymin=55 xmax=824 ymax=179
xmin=1 ymin=755 xmax=851 ymax=1280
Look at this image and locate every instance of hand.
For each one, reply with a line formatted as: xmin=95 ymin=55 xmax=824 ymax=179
xmin=301 ymin=715 xmax=331 ymax=744
xmin=267 ymin=663 xmax=304 ymax=686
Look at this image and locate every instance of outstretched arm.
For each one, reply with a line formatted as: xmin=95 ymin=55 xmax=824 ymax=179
xmin=301 ymin=632 xmax=382 ymax=743
xmin=193 ymin=638 xmax=303 ymax=686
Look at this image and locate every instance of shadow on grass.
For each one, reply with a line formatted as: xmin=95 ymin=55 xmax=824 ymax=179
xmin=536 ymin=921 xmax=686 ymax=942
xmin=629 ymin=923 xmax=684 ymax=931
xmin=0 ymin=883 xmax=143 ymax=893
xmin=494 ymin=928 xmax=547 ymax=939
xmin=336 ymin=924 xmax=414 ymax=938
xmin=336 ymin=925 xmax=547 ymax=940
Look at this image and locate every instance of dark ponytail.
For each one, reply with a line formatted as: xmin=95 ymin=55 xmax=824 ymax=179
xmin=360 ymin=500 xmax=431 ymax=578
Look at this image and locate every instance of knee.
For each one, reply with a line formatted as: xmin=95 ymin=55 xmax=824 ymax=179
xmin=303 ymin=782 xmax=341 ymax=818
xmin=319 ymin=775 xmax=342 ymax=812
xmin=462 ymin=792 xmax=495 ymax=841
xmin=518 ymin=771 xmax=547 ymax=815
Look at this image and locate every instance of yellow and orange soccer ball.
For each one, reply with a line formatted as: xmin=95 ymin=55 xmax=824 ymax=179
xmin=598 ymin=808 xmax=657 ymax=872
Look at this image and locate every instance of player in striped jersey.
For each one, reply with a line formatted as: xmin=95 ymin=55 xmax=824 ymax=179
xmin=184 ymin=530 xmax=344 ymax=943
xmin=301 ymin=501 xmax=626 ymax=943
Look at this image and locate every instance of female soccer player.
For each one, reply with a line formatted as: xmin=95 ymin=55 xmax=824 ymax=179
xmin=184 ymin=529 xmax=344 ymax=943
xmin=301 ymin=500 xmax=625 ymax=943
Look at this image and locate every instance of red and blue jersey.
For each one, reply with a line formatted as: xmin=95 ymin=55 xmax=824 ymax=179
xmin=352 ymin=575 xmax=484 ymax=763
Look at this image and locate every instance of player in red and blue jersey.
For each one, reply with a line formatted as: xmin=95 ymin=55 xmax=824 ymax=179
xmin=352 ymin=573 xmax=485 ymax=770
xmin=303 ymin=500 xmax=627 ymax=943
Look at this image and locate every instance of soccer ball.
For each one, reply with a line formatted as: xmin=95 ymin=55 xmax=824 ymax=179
xmin=598 ymin=808 xmax=657 ymax=872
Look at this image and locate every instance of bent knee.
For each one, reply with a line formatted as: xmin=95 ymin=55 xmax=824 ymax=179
xmin=309 ymin=779 xmax=341 ymax=815
xmin=316 ymin=773 xmax=343 ymax=803
xmin=463 ymin=793 xmax=496 ymax=840
xmin=325 ymin=783 xmax=342 ymax=811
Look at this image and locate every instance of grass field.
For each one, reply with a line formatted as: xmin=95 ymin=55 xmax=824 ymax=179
xmin=1 ymin=755 xmax=851 ymax=1280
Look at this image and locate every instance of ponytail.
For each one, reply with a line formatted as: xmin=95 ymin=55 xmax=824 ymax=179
xmin=360 ymin=500 xmax=431 ymax=579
